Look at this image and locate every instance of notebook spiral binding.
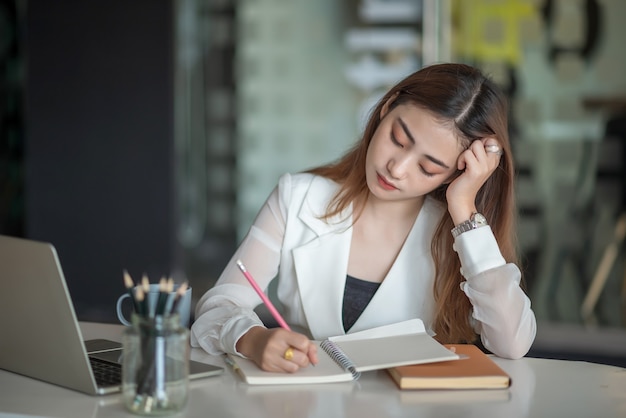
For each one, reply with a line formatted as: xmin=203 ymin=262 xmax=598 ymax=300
xmin=320 ymin=340 xmax=361 ymax=380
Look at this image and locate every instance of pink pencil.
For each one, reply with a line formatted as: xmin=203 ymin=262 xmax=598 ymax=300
xmin=236 ymin=259 xmax=291 ymax=331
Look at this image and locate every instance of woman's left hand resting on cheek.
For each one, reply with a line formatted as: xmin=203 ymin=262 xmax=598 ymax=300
xmin=446 ymin=138 xmax=503 ymax=224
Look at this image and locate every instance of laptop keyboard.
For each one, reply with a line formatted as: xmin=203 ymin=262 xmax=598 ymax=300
xmin=89 ymin=357 xmax=122 ymax=387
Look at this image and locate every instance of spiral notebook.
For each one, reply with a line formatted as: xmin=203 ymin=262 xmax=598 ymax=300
xmin=226 ymin=319 xmax=459 ymax=385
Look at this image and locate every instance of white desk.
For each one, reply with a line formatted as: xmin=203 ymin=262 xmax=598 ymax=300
xmin=0 ymin=322 xmax=625 ymax=418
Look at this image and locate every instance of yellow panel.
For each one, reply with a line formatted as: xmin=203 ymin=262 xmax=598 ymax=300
xmin=452 ymin=0 xmax=537 ymax=64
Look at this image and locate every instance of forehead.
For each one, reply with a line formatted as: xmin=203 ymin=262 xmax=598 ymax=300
xmin=389 ymin=102 xmax=449 ymax=127
xmin=389 ymin=104 xmax=462 ymax=146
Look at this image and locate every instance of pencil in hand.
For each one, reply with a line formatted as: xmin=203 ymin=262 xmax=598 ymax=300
xmin=236 ymin=259 xmax=291 ymax=331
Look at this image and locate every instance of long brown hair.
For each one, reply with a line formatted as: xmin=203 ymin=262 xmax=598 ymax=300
xmin=308 ymin=63 xmax=518 ymax=344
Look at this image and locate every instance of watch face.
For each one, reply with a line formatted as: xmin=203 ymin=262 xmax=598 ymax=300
xmin=472 ymin=213 xmax=487 ymax=226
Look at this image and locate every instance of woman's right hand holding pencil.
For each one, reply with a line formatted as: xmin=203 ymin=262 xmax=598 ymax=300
xmin=234 ymin=259 xmax=317 ymax=372
xmin=236 ymin=326 xmax=318 ymax=373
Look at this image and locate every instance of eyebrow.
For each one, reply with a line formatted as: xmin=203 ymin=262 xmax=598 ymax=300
xmin=397 ymin=117 xmax=451 ymax=169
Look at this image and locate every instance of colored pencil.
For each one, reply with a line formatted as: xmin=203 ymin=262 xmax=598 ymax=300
xmin=236 ymin=259 xmax=291 ymax=330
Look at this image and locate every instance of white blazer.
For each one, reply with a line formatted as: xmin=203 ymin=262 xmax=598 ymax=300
xmin=279 ymin=173 xmax=441 ymax=338
xmin=191 ymin=173 xmax=536 ymax=359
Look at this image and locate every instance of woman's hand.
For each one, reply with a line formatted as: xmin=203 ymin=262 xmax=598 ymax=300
xmin=446 ymin=138 xmax=503 ymax=224
xmin=235 ymin=326 xmax=318 ymax=372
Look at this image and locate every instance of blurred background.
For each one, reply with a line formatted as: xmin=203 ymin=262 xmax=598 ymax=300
xmin=1 ymin=0 xmax=625 ymax=366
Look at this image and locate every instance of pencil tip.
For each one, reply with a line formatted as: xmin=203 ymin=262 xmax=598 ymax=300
xmin=141 ymin=275 xmax=150 ymax=289
xmin=123 ymin=270 xmax=134 ymax=289
xmin=177 ymin=281 xmax=188 ymax=294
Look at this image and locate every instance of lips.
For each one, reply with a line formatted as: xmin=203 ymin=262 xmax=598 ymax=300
xmin=377 ymin=173 xmax=397 ymax=191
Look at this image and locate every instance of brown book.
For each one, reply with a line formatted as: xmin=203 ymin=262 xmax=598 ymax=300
xmin=387 ymin=344 xmax=511 ymax=390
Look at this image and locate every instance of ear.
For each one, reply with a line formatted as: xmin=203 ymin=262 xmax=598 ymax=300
xmin=379 ymin=92 xmax=400 ymax=120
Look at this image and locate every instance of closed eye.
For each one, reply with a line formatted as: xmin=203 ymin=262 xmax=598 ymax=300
xmin=420 ymin=166 xmax=435 ymax=177
xmin=391 ymin=132 xmax=404 ymax=148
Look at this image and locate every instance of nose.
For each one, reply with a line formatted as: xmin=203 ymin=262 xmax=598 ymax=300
xmin=386 ymin=153 xmax=413 ymax=179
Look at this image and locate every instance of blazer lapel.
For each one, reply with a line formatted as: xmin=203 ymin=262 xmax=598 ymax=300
xmin=293 ymin=231 xmax=352 ymax=339
xmin=292 ymin=177 xmax=354 ymax=339
xmin=349 ymin=197 xmax=442 ymax=334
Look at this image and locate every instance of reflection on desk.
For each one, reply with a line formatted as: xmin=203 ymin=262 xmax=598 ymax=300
xmin=0 ymin=322 xmax=624 ymax=418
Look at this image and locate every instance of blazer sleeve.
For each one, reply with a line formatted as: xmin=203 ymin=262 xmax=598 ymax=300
xmin=453 ymin=227 xmax=537 ymax=359
xmin=190 ymin=174 xmax=292 ymax=356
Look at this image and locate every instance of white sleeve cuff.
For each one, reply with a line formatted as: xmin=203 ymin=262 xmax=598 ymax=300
xmin=453 ymin=226 xmax=506 ymax=278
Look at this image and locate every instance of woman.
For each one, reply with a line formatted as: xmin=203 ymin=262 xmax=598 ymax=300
xmin=191 ymin=63 xmax=536 ymax=372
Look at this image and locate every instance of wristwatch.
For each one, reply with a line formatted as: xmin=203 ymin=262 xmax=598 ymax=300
xmin=451 ymin=212 xmax=488 ymax=238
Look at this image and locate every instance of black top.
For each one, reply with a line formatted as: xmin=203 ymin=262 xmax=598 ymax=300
xmin=342 ymin=275 xmax=381 ymax=332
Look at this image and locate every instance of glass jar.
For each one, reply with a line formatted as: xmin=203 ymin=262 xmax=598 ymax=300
xmin=122 ymin=313 xmax=189 ymax=415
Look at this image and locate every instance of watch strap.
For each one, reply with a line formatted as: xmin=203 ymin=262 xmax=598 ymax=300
xmin=451 ymin=212 xmax=488 ymax=238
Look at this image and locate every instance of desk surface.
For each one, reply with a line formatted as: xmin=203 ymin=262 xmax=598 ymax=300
xmin=0 ymin=322 xmax=625 ymax=418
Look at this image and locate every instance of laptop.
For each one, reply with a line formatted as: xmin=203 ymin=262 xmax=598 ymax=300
xmin=0 ymin=234 xmax=223 ymax=395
